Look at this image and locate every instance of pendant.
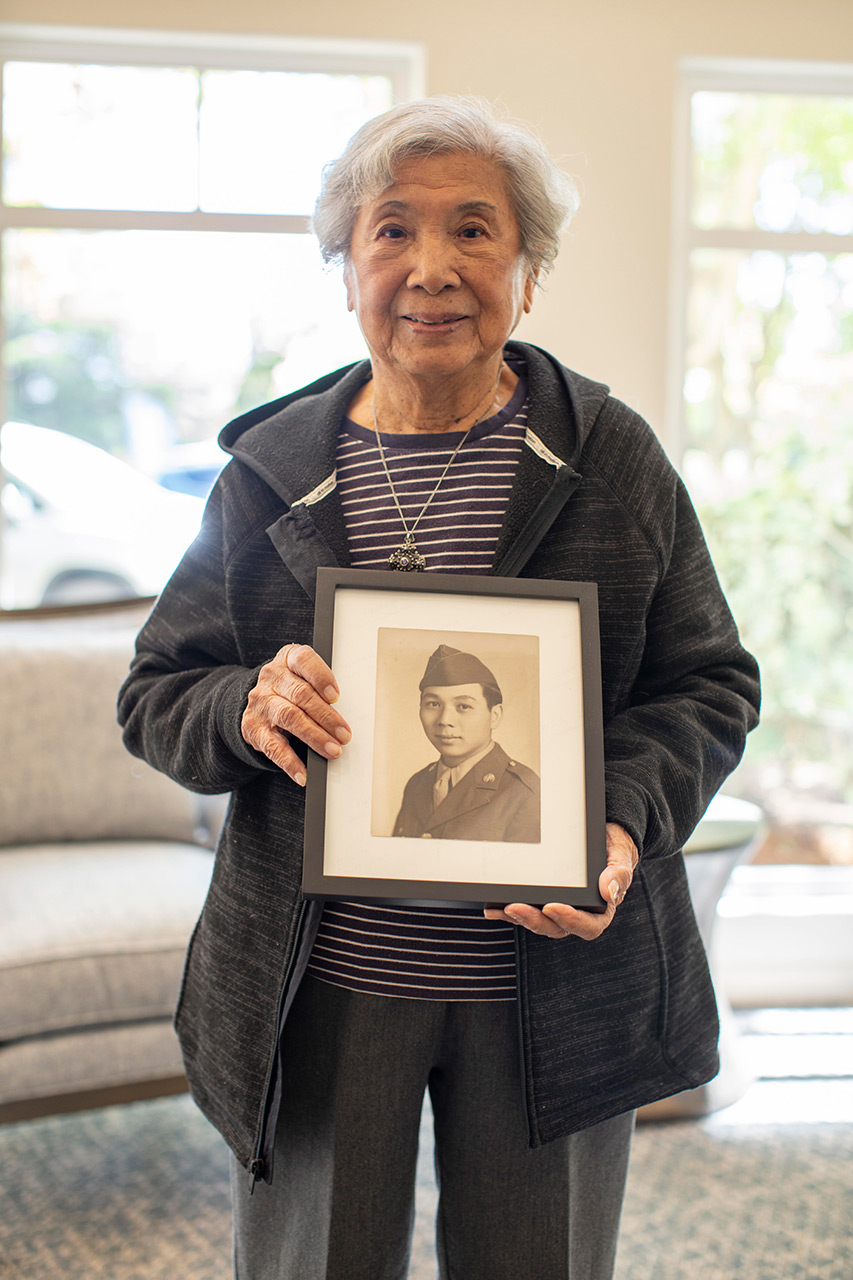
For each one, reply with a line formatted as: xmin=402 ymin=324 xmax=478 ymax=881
xmin=388 ymin=535 xmax=426 ymax=572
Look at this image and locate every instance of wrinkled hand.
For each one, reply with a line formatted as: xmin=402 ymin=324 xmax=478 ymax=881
xmin=241 ymin=643 xmax=351 ymax=786
xmin=483 ymin=823 xmax=638 ymax=940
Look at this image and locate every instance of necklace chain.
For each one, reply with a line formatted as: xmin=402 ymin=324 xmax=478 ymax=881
xmin=371 ymin=366 xmax=504 ymax=571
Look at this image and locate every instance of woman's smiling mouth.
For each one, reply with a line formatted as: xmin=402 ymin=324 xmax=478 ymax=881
xmin=401 ymin=314 xmax=468 ymax=332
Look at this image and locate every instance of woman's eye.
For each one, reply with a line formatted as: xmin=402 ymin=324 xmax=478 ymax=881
xmin=460 ymin=226 xmax=485 ymax=239
xmin=379 ymin=225 xmax=406 ymax=240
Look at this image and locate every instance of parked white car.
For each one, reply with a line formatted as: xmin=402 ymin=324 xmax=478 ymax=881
xmin=156 ymin=438 xmax=229 ymax=499
xmin=0 ymin=422 xmax=204 ymax=608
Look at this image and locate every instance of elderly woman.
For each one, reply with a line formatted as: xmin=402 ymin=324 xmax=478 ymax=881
xmin=119 ymin=97 xmax=760 ymax=1280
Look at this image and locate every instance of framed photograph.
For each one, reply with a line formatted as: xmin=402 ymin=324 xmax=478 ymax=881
xmin=302 ymin=568 xmax=607 ymax=911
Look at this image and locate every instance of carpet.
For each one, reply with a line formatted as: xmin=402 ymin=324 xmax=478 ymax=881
xmin=1 ymin=1010 xmax=851 ymax=1279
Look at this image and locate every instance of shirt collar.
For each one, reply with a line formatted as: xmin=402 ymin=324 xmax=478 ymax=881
xmin=436 ymin=739 xmax=496 ymax=788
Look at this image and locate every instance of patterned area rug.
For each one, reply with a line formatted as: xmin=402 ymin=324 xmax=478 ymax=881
xmin=1 ymin=1014 xmax=852 ymax=1279
xmin=617 ymin=1110 xmax=853 ymax=1279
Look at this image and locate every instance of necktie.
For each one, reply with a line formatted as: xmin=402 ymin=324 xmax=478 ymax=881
xmin=433 ymin=769 xmax=453 ymax=809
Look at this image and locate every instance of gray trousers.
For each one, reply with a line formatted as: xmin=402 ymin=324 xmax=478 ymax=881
xmin=231 ymin=975 xmax=634 ymax=1280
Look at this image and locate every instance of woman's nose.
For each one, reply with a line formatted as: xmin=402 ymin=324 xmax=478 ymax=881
xmin=406 ymin=238 xmax=460 ymax=293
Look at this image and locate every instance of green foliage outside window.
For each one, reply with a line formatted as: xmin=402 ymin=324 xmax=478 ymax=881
xmin=685 ymin=92 xmax=853 ymax=833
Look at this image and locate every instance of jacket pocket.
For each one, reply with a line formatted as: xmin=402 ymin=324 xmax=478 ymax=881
xmin=639 ymin=856 xmax=720 ymax=1086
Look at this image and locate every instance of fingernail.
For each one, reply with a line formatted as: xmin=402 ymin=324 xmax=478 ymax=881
xmin=325 ymin=685 xmax=339 ymax=703
xmin=294 ymin=771 xmax=307 ymax=788
xmin=609 ymin=882 xmax=620 ymax=905
xmin=504 ymin=910 xmax=522 ymax=924
xmin=325 ymin=742 xmax=341 ymax=758
xmin=335 ymin=726 xmax=351 ymax=743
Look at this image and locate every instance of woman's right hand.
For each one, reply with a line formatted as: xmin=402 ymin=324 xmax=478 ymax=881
xmin=240 ymin=643 xmax=351 ymax=786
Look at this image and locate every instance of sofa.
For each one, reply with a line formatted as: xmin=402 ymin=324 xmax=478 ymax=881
xmin=0 ymin=601 xmax=223 ymax=1122
xmin=0 ymin=599 xmax=762 ymax=1124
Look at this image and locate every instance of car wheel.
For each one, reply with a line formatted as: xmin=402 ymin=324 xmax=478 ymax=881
xmin=41 ymin=572 xmax=138 ymax=606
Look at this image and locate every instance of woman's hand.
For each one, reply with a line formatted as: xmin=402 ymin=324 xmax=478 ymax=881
xmin=241 ymin=643 xmax=351 ymax=786
xmin=483 ymin=823 xmax=638 ymax=940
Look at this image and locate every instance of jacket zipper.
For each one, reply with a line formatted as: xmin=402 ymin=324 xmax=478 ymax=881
xmin=248 ymin=897 xmax=310 ymax=1193
xmin=492 ymin=467 xmax=582 ymax=580
xmin=513 ymin=924 xmax=537 ymax=1148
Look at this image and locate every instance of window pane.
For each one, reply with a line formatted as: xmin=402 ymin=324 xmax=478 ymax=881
xmin=2 ymin=61 xmax=200 ymax=210
xmin=691 ymin=92 xmax=853 ymax=234
xmin=6 ymin=227 xmax=365 ymax=443
xmin=3 ymin=227 xmax=366 ymax=607
xmin=683 ymin=247 xmax=853 ymax=820
xmin=198 ymin=70 xmax=393 ymax=214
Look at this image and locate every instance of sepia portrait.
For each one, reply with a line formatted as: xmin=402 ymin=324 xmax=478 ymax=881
xmin=370 ymin=628 xmax=541 ymax=843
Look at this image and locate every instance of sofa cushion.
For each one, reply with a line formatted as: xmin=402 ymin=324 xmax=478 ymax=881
xmin=0 ymin=842 xmax=212 ymax=1040
xmin=0 ymin=634 xmax=199 ymax=846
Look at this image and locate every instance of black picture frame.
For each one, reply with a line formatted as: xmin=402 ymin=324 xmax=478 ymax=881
xmin=302 ymin=568 xmax=607 ymax=911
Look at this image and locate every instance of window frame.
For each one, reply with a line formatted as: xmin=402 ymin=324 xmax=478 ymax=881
xmin=666 ymin=56 xmax=853 ymax=460
xmin=667 ymin=57 xmax=853 ymax=868
xmin=0 ymin=21 xmax=425 ymax=428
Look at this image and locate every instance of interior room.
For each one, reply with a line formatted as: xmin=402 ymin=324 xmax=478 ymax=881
xmin=0 ymin=1 xmax=851 ymax=1277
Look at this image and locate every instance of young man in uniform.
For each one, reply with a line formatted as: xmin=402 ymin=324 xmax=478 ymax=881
xmin=393 ymin=644 xmax=540 ymax=842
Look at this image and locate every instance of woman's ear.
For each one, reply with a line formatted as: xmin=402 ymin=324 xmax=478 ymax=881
xmin=523 ymin=264 xmax=540 ymax=314
xmin=343 ymin=260 xmax=356 ymax=313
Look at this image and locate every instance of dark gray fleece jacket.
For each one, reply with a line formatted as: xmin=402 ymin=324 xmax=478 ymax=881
xmin=118 ymin=341 xmax=760 ymax=1180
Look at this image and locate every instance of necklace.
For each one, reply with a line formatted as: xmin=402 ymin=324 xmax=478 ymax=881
xmin=372 ymin=367 xmax=504 ymax=571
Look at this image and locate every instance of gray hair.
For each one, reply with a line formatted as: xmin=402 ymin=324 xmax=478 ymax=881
xmin=312 ymin=95 xmax=579 ymax=279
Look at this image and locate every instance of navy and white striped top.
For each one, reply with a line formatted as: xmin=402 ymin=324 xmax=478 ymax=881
xmin=336 ymin=372 xmax=528 ymax=575
xmin=305 ymin=364 xmax=529 ymax=1001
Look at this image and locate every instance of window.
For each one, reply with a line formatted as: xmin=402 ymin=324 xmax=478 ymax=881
xmin=671 ymin=59 xmax=853 ymax=863
xmin=0 ymin=24 xmax=423 ymax=607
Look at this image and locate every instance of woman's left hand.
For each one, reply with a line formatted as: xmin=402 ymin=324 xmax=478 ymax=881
xmin=483 ymin=823 xmax=638 ymax=940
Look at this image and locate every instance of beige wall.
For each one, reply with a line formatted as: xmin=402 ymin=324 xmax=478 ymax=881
xmin=6 ymin=0 xmax=853 ymax=444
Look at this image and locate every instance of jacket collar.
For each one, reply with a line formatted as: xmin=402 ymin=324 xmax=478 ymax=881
xmin=219 ymin=342 xmax=611 ymax=590
xmin=219 ymin=359 xmax=370 ymax=509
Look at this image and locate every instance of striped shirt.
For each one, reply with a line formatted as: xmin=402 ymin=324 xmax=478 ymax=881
xmin=305 ymin=363 xmax=529 ymax=1001
xmin=336 ymin=371 xmax=528 ymax=575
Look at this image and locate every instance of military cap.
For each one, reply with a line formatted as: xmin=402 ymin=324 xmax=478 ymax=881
xmin=419 ymin=644 xmax=502 ymax=702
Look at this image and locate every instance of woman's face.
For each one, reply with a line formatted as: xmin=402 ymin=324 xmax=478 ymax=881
xmin=344 ymin=153 xmax=536 ymax=386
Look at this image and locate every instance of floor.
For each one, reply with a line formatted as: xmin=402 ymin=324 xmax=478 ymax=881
xmin=0 ymin=1008 xmax=850 ymax=1280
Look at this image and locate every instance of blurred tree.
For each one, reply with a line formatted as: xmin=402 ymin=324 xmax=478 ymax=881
xmin=5 ymin=313 xmax=175 ymax=458
xmin=7 ymin=314 xmax=125 ymax=451
xmin=232 ymin=345 xmax=284 ymax=418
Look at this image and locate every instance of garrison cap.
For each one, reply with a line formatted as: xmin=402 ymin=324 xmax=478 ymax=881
xmin=419 ymin=645 xmax=502 ymax=703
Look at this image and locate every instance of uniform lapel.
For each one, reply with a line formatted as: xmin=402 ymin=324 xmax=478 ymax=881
xmin=406 ymin=764 xmax=439 ymax=833
xmin=424 ymin=743 xmax=507 ymax=833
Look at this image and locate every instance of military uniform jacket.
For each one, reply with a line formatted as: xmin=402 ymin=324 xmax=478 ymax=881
xmin=394 ymin=742 xmax=540 ymax=842
xmin=118 ymin=341 xmax=760 ymax=1183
